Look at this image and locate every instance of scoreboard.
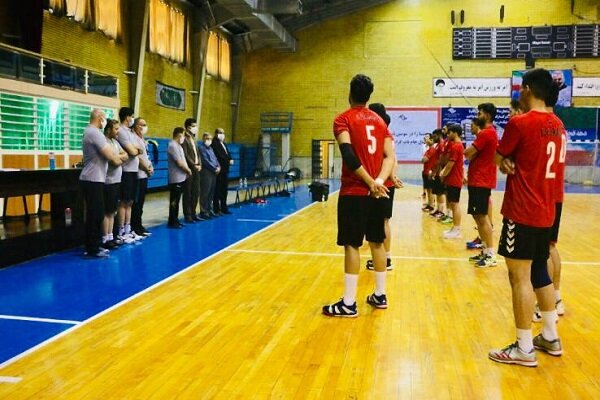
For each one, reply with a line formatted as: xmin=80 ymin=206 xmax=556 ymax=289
xmin=453 ymin=24 xmax=600 ymax=59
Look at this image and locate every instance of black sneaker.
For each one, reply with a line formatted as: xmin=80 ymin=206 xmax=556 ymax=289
xmin=366 ymin=292 xmax=388 ymax=309
xmin=322 ymin=299 xmax=358 ymax=318
xmin=101 ymin=241 xmax=118 ymax=250
xmin=366 ymin=258 xmax=393 ymax=271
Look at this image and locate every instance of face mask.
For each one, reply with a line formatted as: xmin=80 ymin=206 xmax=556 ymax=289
xmin=190 ymin=126 xmax=198 ymax=136
xmin=205 ymin=139 xmax=212 ymax=147
xmin=100 ymin=118 xmax=107 ymax=130
xmin=128 ymin=118 xmax=135 ymax=128
xmin=141 ymin=126 xmax=148 ymax=135
xmin=179 ymin=137 xmax=185 ymax=144
xmin=217 ymin=133 xmax=225 ymax=141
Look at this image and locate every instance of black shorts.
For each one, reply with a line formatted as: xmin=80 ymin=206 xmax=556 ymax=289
xmin=446 ymin=185 xmax=461 ymax=203
xmin=103 ymin=183 xmax=120 ymax=214
xmin=383 ymin=186 xmax=395 ymax=219
xmin=432 ymin=176 xmax=445 ymax=195
xmin=498 ymin=218 xmax=551 ymax=262
xmin=467 ymin=186 xmax=491 ymax=215
xmin=550 ymin=202 xmax=563 ymax=243
xmin=337 ymin=195 xmax=386 ymax=247
xmin=120 ymin=172 xmax=139 ymax=202
xmin=422 ymin=172 xmax=433 ymax=190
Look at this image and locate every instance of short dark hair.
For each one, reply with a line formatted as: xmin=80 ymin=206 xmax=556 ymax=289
xmin=477 ymin=103 xmax=497 ymax=121
xmin=118 ymin=107 xmax=134 ymax=122
xmin=447 ymin=123 xmax=463 ymax=137
xmin=510 ymin=99 xmax=520 ymax=111
xmin=172 ymin=127 xmax=184 ymax=138
xmin=350 ymin=74 xmax=374 ymax=104
xmin=184 ymin=118 xmax=197 ymax=129
xmin=522 ymin=68 xmax=554 ymax=104
xmin=471 ymin=117 xmax=485 ymax=129
xmin=368 ymin=103 xmax=390 ymax=126
xmin=546 ymin=82 xmax=560 ymax=107
xmin=435 ymin=79 xmax=445 ymax=87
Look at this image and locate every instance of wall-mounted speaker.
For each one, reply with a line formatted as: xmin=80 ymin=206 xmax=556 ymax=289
xmin=451 ymin=10 xmax=455 ymax=25
xmin=500 ymin=5 xmax=505 ymax=22
xmin=460 ymin=10 xmax=465 ymax=24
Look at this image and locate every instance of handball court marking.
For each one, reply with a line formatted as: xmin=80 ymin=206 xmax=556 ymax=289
xmin=0 ymin=197 xmax=326 ymax=372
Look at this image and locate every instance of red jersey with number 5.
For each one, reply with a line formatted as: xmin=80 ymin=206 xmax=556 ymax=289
xmin=497 ymin=110 xmax=566 ymax=227
xmin=334 ymin=106 xmax=392 ymax=196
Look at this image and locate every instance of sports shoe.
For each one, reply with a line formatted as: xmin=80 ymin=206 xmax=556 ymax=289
xmin=366 ymin=258 xmax=393 ymax=271
xmin=117 ymin=234 xmax=134 ymax=244
xmin=443 ymin=229 xmax=462 ymax=239
xmin=129 ymin=231 xmax=144 ymax=241
xmin=469 ymin=251 xmax=484 ymax=263
xmin=430 ymin=210 xmax=444 ymax=218
xmin=101 ymin=240 xmax=118 ymax=250
xmin=555 ymin=299 xmax=565 ymax=316
xmin=113 ymin=236 xmax=124 ymax=246
xmin=366 ymin=293 xmax=388 ymax=309
xmin=466 ymin=237 xmax=483 ymax=249
xmin=476 ymin=254 xmax=497 ymax=268
xmin=422 ymin=205 xmax=434 ymax=212
xmin=440 ymin=216 xmax=453 ymax=224
xmin=322 ymin=299 xmax=358 ymax=318
xmin=85 ymin=249 xmax=109 ymax=258
xmin=435 ymin=212 xmax=446 ymax=220
xmin=533 ymin=334 xmax=563 ymax=356
xmin=488 ymin=342 xmax=537 ymax=367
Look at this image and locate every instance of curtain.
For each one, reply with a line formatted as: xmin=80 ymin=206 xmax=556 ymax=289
xmin=49 ymin=0 xmax=94 ymax=29
xmin=95 ymin=0 xmax=121 ymax=39
xmin=220 ymin=36 xmax=231 ymax=82
xmin=206 ymin=31 xmax=219 ymax=77
xmin=149 ymin=0 xmax=186 ymax=64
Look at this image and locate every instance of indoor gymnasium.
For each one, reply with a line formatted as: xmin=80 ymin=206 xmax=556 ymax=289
xmin=0 ymin=0 xmax=599 ymax=398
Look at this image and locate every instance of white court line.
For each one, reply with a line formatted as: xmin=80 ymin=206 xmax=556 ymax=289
xmin=0 ymin=193 xmax=332 ymax=371
xmin=236 ymin=219 xmax=278 ymax=223
xmin=226 ymin=248 xmax=600 ymax=266
xmin=0 ymin=376 xmax=22 ymax=383
xmin=0 ymin=315 xmax=80 ymax=325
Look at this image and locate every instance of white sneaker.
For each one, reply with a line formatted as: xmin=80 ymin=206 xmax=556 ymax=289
xmin=443 ymin=229 xmax=462 ymax=239
xmin=117 ymin=234 xmax=134 ymax=244
xmin=555 ymin=299 xmax=565 ymax=316
xmin=129 ymin=231 xmax=144 ymax=241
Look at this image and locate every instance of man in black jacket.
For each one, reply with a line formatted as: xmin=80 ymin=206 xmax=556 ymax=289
xmin=211 ymin=127 xmax=233 ymax=214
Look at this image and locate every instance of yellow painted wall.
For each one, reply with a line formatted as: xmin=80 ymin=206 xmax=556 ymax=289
xmin=41 ymin=12 xmax=131 ymax=107
xmin=200 ymin=76 xmax=232 ymax=135
xmin=237 ymin=0 xmax=600 ymax=157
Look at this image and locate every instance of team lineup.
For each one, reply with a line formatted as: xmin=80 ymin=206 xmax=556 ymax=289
xmin=323 ymin=69 xmax=566 ymax=368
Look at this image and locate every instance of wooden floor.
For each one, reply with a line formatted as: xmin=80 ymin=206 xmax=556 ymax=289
xmin=1 ymin=185 xmax=600 ymax=399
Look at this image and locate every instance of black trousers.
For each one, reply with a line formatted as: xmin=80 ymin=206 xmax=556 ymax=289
xmin=213 ymin=170 xmax=229 ymax=212
xmin=200 ymin=169 xmax=216 ymax=213
xmin=169 ymin=182 xmax=184 ymax=224
xmin=81 ymin=180 xmax=104 ymax=254
xmin=131 ymin=177 xmax=148 ymax=232
xmin=183 ymin=169 xmax=200 ymax=218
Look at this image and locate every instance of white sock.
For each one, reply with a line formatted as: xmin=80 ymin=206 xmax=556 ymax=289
xmin=516 ymin=328 xmax=533 ymax=353
xmin=374 ymin=271 xmax=386 ymax=296
xmin=102 ymin=235 xmax=110 ymax=243
xmin=125 ymin=224 xmax=131 ymax=234
xmin=484 ymin=247 xmax=494 ymax=256
xmin=109 ymin=233 xmax=114 ymax=241
xmin=541 ymin=310 xmax=559 ymax=340
xmin=555 ymin=290 xmax=561 ymax=301
xmin=342 ymin=274 xmax=358 ymax=306
xmin=385 ymin=251 xmax=391 ymax=259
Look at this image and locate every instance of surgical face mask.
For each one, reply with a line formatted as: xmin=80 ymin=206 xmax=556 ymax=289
xmin=141 ymin=126 xmax=148 ymax=135
xmin=100 ymin=118 xmax=107 ymax=130
xmin=190 ymin=126 xmax=198 ymax=136
xmin=205 ymin=139 xmax=212 ymax=147
xmin=179 ymin=137 xmax=185 ymax=144
xmin=128 ymin=117 xmax=135 ymax=128
xmin=217 ymin=133 xmax=225 ymax=141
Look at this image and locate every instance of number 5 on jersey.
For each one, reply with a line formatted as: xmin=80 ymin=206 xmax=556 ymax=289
xmin=366 ymin=125 xmax=376 ymax=154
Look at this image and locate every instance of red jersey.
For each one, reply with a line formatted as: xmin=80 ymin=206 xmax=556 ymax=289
xmin=497 ymin=110 xmax=566 ymax=227
xmin=444 ymin=140 xmax=464 ymax=188
xmin=334 ymin=106 xmax=392 ymax=196
xmin=468 ymin=126 xmax=498 ymax=189
xmin=555 ymin=128 xmax=567 ymax=203
xmin=423 ymin=146 xmax=436 ymax=174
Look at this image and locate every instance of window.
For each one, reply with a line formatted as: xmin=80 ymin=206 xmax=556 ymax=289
xmin=149 ymin=0 xmax=187 ymax=64
xmin=48 ymin=0 xmax=120 ymax=40
xmin=206 ymin=31 xmax=231 ymax=82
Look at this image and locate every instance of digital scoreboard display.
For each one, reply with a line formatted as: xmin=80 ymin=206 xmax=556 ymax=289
xmin=453 ymin=24 xmax=600 ymax=60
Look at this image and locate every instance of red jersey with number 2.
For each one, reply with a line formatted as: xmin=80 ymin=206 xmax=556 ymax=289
xmin=497 ymin=110 xmax=566 ymax=227
xmin=334 ymin=106 xmax=392 ymax=196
